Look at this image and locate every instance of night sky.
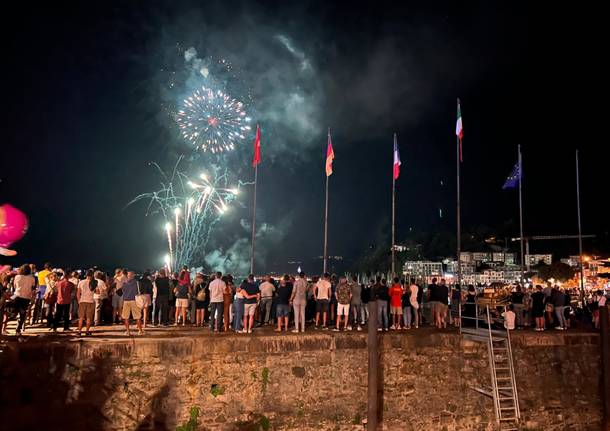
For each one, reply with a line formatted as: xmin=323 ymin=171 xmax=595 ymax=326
xmin=2 ymin=1 xmax=606 ymax=273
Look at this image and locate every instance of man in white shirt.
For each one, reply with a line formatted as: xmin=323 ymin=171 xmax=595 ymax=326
xmin=502 ymin=305 xmax=516 ymax=330
xmin=258 ymin=276 xmax=275 ymax=325
xmin=208 ymin=272 xmax=227 ymax=332
xmin=314 ymin=273 xmax=332 ymax=329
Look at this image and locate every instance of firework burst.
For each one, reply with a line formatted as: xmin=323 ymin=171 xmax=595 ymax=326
xmin=128 ymin=157 xmax=241 ymax=268
xmin=176 ymin=86 xmax=251 ymax=154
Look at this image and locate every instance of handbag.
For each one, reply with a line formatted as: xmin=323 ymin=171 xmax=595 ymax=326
xmin=196 ymin=287 xmax=206 ymax=302
xmin=135 ymin=281 xmax=146 ymax=309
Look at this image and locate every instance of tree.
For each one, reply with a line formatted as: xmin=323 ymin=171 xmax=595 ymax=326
xmin=536 ymin=261 xmax=575 ymax=282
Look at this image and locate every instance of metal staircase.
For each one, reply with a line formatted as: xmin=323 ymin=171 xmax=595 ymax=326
xmin=461 ymin=305 xmax=520 ymax=431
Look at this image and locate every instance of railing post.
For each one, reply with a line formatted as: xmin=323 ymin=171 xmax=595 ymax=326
xmin=367 ymin=299 xmax=379 ymax=430
xmin=601 ymin=305 xmax=610 ymax=430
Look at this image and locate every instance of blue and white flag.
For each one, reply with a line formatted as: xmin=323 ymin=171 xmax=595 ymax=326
xmin=502 ymin=160 xmax=521 ymax=189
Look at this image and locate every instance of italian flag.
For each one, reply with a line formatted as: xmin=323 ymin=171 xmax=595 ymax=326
xmin=456 ymin=98 xmax=463 ymax=162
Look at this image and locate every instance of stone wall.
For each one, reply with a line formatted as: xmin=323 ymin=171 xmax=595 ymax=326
xmin=0 ymin=331 xmax=602 ymax=430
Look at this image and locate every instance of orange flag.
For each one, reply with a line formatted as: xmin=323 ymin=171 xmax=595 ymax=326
xmin=325 ymin=129 xmax=334 ymax=176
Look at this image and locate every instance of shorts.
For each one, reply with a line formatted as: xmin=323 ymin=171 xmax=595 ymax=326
xmin=122 ymin=300 xmax=142 ymax=320
xmin=37 ymin=285 xmax=47 ymax=300
xmin=112 ymin=294 xmax=123 ymax=308
xmin=532 ymin=307 xmax=544 ymax=318
xmin=390 ymin=306 xmax=402 ymax=315
xmin=244 ymin=303 xmax=257 ymax=316
xmin=337 ymin=303 xmax=350 ymax=316
xmin=277 ymin=304 xmax=291 ymax=317
xmin=78 ymin=302 xmax=94 ymax=320
xmin=140 ymin=294 xmax=152 ymax=307
xmin=316 ymin=299 xmax=329 ymax=313
xmin=176 ymin=298 xmax=189 ymax=308
xmin=429 ymin=301 xmax=439 ymax=314
xmin=437 ymin=303 xmax=448 ymax=315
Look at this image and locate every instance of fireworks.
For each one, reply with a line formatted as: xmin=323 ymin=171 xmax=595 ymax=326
xmin=128 ymin=158 xmax=240 ymax=268
xmin=176 ymin=86 xmax=251 ymax=153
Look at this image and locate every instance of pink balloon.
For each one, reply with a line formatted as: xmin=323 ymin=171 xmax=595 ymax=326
xmin=0 ymin=204 xmax=29 ymax=247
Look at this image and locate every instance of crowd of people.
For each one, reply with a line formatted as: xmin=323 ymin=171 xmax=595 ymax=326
xmin=0 ymin=263 xmax=608 ymax=337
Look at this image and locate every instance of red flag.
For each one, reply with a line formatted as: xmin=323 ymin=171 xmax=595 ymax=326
xmin=252 ymin=124 xmax=261 ymax=167
xmin=325 ymin=129 xmax=334 ymax=176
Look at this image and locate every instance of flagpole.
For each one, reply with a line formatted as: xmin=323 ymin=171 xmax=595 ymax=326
xmin=576 ymin=149 xmax=585 ymax=305
xmin=518 ymin=145 xmax=525 ymax=285
xmin=456 ymin=118 xmax=462 ymax=290
xmin=323 ymin=174 xmax=329 ymax=274
xmin=250 ymin=163 xmax=258 ymax=275
xmin=391 ymin=133 xmax=397 ymax=277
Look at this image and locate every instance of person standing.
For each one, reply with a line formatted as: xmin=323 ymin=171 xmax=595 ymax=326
xmin=77 ymin=270 xmax=96 ymax=337
xmin=153 ymin=269 xmax=171 ymax=326
xmin=208 ymin=272 xmax=226 ymax=332
xmin=53 ymin=272 xmax=74 ymax=332
xmin=13 ymin=264 xmax=36 ymax=335
xmin=112 ymin=269 xmax=125 ymax=324
xmin=436 ymin=278 xmax=449 ymax=329
xmin=511 ymin=285 xmax=525 ymax=329
xmin=402 ymin=281 xmax=413 ymax=329
xmin=93 ymin=271 xmax=108 ymax=326
xmin=349 ymin=276 xmax=363 ymax=331
xmin=258 ymin=276 xmax=275 ymax=326
xmin=33 ymin=262 xmax=51 ymax=324
xmin=553 ymin=287 xmax=567 ymax=330
xmin=232 ymin=276 xmax=244 ymax=332
xmin=463 ymin=285 xmax=477 ymax=328
xmin=240 ymin=274 xmax=260 ymax=334
xmin=374 ymin=277 xmax=390 ymax=332
xmin=314 ymin=273 xmax=332 ymax=329
xmin=450 ymin=284 xmax=462 ymax=328
xmin=68 ymin=271 xmax=80 ymax=321
xmin=192 ymin=273 xmax=207 ymax=327
xmin=361 ymin=280 xmax=372 ymax=325
xmin=427 ymin=277 xmax=439 ymax=327
xmin=174 ymin=273 xmax=190 ymax=326
xmin=290 ymin=272 xmax=308 ymax=333
xmin=409 ymin=279 xmax=420 ymax=329
xmin=138 ymin=271 xmax=153 ymax=327
xmin=389 ymin=277 xmax=403 ymax=330
xmin=334 ymin=276 xmax=352 ymax=331
xmin=43 ymin=271 xmax=59 ymax=328
xmin=121 ymin=271 xmax=143 ymax=336
xmin=531 ymin=285 xmax=546 ymax=331
xmin=223 ymin=276 xmax=234 ymax=332
xmin=275 ymin=275 xmax=293 ymax=332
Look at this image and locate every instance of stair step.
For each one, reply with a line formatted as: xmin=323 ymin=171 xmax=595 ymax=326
xmin=496 ymin=377 xmax=512 ymax=380
xmin=495 ymin=367 xmax=510 ymax=370
xmin=500 ymin=407 xmax=516 ymax=410
xmin=499 ymin=397 xmax=515 ymax=401
xmin=500 ymin=417 xmax=518 ymax=421
xmin=498 ymin=387 xmax=514 ymax=390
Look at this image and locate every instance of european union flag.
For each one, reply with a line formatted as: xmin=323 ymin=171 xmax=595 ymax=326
xmin=502 ymin=161 xmax=520 ymax=189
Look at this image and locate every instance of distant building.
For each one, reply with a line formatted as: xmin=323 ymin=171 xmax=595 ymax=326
xmin=403 ymin=261 xmax=443 ymax=279
xmin=445 ymin=260 xmax=475 ymax=275
xmin=460 ymin=251 xmax=517 ymax=266
xmin=526 ymin=254 xmax=552 ymax=266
